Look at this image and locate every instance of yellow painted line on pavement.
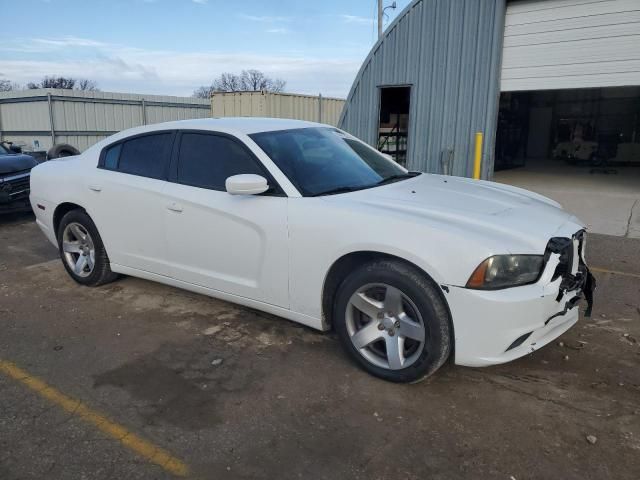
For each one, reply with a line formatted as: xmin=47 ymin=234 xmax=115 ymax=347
xmin=0 ymin=360 xmax=189 ymax=477
xmin=591 ymin=266 xmax=640 ymax=279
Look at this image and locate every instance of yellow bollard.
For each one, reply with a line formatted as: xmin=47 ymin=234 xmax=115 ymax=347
xmin=473 ymin=132 xmax=483 ymax=180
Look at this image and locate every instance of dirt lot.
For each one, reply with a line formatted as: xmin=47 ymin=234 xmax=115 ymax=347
xmin=1 ymin=212 xmax=639 ymax=479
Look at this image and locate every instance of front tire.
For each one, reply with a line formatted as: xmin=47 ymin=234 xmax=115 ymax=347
xmin=334 ymin=259 xmax=451 ymax=383
xmin=57 ymin=209 xmax=117 ymax=286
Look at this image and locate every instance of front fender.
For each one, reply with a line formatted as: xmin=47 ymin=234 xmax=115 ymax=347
xmin=287 ymin=198 xmax=495 ymax=323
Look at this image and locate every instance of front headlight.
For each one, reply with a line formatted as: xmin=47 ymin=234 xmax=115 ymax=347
xmin=466 ymin=255 xmax=544 ymax=290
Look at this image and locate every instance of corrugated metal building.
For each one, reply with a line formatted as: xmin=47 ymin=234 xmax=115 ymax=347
xmin=0 ymin=89 xmax=210 ymax=152
xmin=211 ymin=91 xmax=345 ymax=127
xmin=339 ymin=0 xmax=640 ymax=180
xmin=339 ymin=0 xmax=506 ymax=177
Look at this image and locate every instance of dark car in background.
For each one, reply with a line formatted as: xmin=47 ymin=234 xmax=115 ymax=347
xmin=0 ymin=142 xmax=38 ymax=213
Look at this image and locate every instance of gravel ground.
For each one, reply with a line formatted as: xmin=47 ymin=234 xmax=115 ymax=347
xmin=1 ymin=211 xmax=639 ymax=479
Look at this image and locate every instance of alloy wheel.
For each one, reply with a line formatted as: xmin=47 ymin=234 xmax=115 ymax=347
xmin=62 ymin=222 xmax=96 ymax=278
xmin=345 ymin=283 xmax=427 ymax=370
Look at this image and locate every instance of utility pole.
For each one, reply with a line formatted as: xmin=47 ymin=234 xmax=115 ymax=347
xmin=378 ymin=0 xmax=383 ymax=39
xmin=378 ymin=1 xmax=397 ymax=39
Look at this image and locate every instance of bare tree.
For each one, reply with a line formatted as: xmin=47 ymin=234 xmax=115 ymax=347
xmin=27 ymin=76 xmax=100 ymax=91
xmin=270 ymin=78 xmax=286 ymax=93
xmin=192 ymin=86 xmax=215 ymax=99
xmin=239 ymin=69 xmax=286 ymax=92
xmin=77 ymin=79 xmax=99 ymax=91
xmin=193 ymin=69 xmax=286 ymax=97
xmin=213 ymin=72 xmax=242 ymax=93
xmin=28 ymin=76 xmax=76 ymax=89
xmin=0 ymin=79 xmax=18 ymax=92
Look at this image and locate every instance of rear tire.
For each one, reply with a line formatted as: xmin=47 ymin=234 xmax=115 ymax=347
xmin=57 ymin=209 xmax=118 ymax=286
xmin=334 ymin=259 xmax=451 ymax=383
xmin=47 ymin=143 xmax=80 ymax=159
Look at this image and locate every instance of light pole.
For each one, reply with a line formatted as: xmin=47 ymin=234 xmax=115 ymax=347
xmin=378 ymin=0 xmax=397 ymax=39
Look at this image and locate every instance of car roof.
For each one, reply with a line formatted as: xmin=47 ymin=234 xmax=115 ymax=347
xmin=86 ymin=117 xmax=338 ymax=155
xmin=141 ymin=117 xmax=324 ymax=135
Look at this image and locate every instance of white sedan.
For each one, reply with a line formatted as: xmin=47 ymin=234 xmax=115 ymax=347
xmin=30 ymin=118 xmax=595 ymax=383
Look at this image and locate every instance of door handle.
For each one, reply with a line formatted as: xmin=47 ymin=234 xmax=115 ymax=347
xmin=88 ymin=184 xmax=102 ymax=192
xmin=167 ymin=203 xmax=183 ymax=213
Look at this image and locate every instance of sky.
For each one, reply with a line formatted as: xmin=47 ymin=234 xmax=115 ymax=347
xmin=0 ymin=0 xmax=411 ymax=98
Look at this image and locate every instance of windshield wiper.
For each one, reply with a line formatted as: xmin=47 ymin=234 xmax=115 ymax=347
xmin=310 ymin=173 xmax=420 ymax=197
xmin=309 ymin=185 xmax=366 ymax=197
xmin=376 ymin=172 xmax=420 ymax=186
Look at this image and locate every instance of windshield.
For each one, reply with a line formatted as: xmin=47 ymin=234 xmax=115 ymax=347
xmin=249 ymin=127 xmax=413 ymax=196
xmin=0 ymin=144 xmax=8 ymax=155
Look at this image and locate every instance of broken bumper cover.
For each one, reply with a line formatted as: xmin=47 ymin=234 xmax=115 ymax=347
xmin=447 ymin=231 xmax=594 ymax=367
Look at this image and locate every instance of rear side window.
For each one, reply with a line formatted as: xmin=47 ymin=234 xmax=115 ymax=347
xmin=103 ymin=143 xmax=121 ymax=169
xmin=102 ymin=132 xmax=173 ymax=180
xmin=177 ymin=133 xmax=264 ymax=191
xmin=119 ymin=133 xmax=173 ymax=179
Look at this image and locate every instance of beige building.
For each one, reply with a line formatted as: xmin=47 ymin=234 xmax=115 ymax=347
xmin=211 ymin=91 xmax=345 ymax=127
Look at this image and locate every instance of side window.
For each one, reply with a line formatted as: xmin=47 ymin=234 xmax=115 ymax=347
xmin=103 ymin=143 xmax=121 ymax=169
xmin=114 ymin=133 xmax=173 ymax=179
xmin=177 ymin=133 xmax=265 ymax=191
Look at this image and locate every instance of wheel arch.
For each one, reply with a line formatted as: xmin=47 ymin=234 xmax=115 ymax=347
xmin=321 ymin=250 xmax=455 ymax=354
xmin=53 ymin=202 xmax=86 ymax=238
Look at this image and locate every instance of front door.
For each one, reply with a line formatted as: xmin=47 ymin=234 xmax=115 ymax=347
xmin=163 ymin=131 xmax=289 ymax=308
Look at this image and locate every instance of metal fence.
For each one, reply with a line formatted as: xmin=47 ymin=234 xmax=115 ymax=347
xmin=0 ymin=89 xmax=211 ymax=152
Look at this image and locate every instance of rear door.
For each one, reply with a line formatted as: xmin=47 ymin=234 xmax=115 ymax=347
xmin=90 ymin=131 xmax=175 ymax=274
xmin=163 ymin=130 xmax=289 ymax=307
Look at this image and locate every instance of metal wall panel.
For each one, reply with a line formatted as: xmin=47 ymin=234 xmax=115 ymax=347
xmin=502 ymin=0 xmax=640 ymax=91
xmin=0 ymin=100 xmax=51 ymax=131
xmin=338 ymin=0 xmax=507 ymax=178
xmin=0 ymin=88 xmax=210 ymax=152
xmin=320 ymin=97 xmax=345 ymax=126
xmin=211 ymin=91 xmax=345 ymax=126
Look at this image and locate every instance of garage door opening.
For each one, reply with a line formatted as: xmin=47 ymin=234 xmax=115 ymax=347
xmin=495 ymin=87 xmax=640 ymax=171
xmin=377 ymin=86 xmax=410 ymax=167
xmin=493 ymin=86 xmax=640 ymax=236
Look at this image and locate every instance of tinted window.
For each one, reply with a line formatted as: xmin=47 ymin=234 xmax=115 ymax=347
xmin=117 ymin=133 xmax=173 ymax=179
xmin=177 ymin=133 xmax=264 ymax=191
xmin=103 ymin=143 xmax=121 ymax=169
xmin=250 ymin=127 xmax=408 ymax=196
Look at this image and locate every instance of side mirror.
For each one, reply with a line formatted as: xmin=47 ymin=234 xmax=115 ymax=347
xmin=225 ymin=174 xmax=269 ymax=195
xmin=9 ymin=145 xmax=22 ymax=154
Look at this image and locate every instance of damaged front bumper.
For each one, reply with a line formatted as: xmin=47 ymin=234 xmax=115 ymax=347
xmin=447 ymin=230 xmax=595 ymax=367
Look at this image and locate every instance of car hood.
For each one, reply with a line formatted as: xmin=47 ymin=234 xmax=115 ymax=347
xmin=331 ymin=174 xmax=584 ymax=251
xmin=0 ymin=153 xmax=38 ymax=176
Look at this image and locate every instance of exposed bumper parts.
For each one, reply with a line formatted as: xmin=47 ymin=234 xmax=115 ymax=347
xmin=546 ymin=230 xmax=595 ymax=318
xmin=448 ymin=230 xmax=595 ymax=367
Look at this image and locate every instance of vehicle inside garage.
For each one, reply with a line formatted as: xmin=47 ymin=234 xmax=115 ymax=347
xmin=493 ymin=86 xmax=640 ymax=237
xmin=495 ymin=86 xmax=640 ymax=171
xmin=494 ymin=0 xmax=640 ymax=238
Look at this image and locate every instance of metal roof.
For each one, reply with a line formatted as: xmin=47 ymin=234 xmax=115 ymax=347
xmin=338 ymin=0 xmax=507 ymax=178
